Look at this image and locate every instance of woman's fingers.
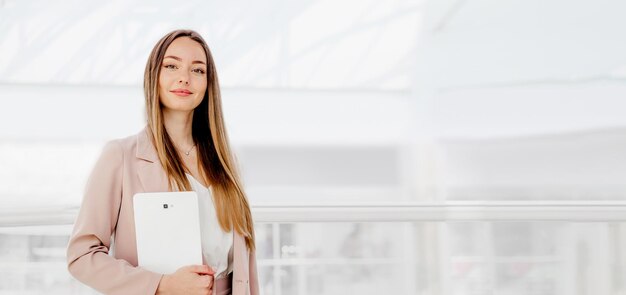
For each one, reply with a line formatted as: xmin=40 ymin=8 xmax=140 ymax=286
xmin=185 ymin=264 xmax=215 ymax=275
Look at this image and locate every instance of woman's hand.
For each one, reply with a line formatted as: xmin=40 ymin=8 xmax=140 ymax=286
xmin=156 ymin=265 xmax=215 ymax=295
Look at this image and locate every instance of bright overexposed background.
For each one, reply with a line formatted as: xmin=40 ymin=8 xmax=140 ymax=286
xmin=1 ymin=0 xmax=626 ymax=294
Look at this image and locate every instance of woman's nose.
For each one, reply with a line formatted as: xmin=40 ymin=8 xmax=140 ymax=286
xmin=178 ymin=72 xmax=190 ymax=85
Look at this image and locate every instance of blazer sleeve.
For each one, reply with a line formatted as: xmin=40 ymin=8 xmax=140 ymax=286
xmin=66 ymin=140 xmax=163 ymax=295
xmin=249 ymin=248 xmax=260 ymax=295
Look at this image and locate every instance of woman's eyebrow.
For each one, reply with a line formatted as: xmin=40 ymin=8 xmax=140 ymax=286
xmin=164 ymin=55 xmax=206 ymax=65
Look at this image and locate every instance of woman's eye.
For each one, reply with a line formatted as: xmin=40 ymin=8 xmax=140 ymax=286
xmin=163 ymin=64 xmax=177 ymax=69
xmin=193 ymin=68 xmax=206 ymax=74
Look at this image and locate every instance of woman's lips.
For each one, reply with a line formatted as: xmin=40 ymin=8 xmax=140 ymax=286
xmin=171 ymin=89 xmax=192 ymax=97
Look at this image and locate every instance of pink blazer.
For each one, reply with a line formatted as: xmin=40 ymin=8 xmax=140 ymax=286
xmin=66 ymin=128 xmax=259 ymax=295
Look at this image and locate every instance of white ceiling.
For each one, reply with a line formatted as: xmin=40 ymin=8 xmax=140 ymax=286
xmin=0 ymin=0 xmax=420 ymax=90
xmin=2 ymin=0 xmax=625 ymax=139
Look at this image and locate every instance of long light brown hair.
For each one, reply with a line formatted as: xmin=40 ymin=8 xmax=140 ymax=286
xmin=143 ymin=29 xmax=254 ymax=250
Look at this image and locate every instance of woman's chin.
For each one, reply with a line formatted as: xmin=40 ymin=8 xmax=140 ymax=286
xmin=161 ymin=98 xmax=202 ymax=112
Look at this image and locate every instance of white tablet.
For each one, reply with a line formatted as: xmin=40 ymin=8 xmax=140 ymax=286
xmin=133 ymin=191 xmax=203 ymax=274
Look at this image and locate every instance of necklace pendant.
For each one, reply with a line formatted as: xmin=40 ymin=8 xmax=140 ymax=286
xmin=182 ymin=143 xmax=195 ymax=156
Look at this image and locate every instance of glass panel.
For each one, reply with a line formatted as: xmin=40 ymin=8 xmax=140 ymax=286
xmin=494 ymin=262 xmax=556 ymax=295
xmin=257 ymin=266 xmax=275 ymax=295
xmin=0 ymin=231 xmax=98 ymax=294
xmin=1 ymin=222 xmax=625 ymax=294
xmin=254 ymin=223 xmax=274 ymax=260
xmin=305 ymin=264 xmax=404 ymax=295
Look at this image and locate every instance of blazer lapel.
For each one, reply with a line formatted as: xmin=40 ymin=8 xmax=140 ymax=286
xmin=135 ymin=128 xmax=170 ymax=193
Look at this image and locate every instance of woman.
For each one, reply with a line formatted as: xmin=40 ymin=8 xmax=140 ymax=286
xmin=66 ymin=29 xmax=259 ymax=295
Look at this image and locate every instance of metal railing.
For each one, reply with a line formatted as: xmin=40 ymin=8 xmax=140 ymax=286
xmin=2 ymin=201 xmax=626 ymax=227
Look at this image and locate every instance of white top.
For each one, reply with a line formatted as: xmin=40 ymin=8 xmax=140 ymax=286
xmin=186 ymin=173 xmax=234 ymax=278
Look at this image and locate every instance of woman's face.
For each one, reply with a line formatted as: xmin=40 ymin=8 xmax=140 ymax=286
xmin=158 ymin=37 xmax=208 ymax=112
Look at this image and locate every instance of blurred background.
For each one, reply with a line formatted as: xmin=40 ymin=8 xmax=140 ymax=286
xmin=1 ymin=0 xmax=626 ymax=294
